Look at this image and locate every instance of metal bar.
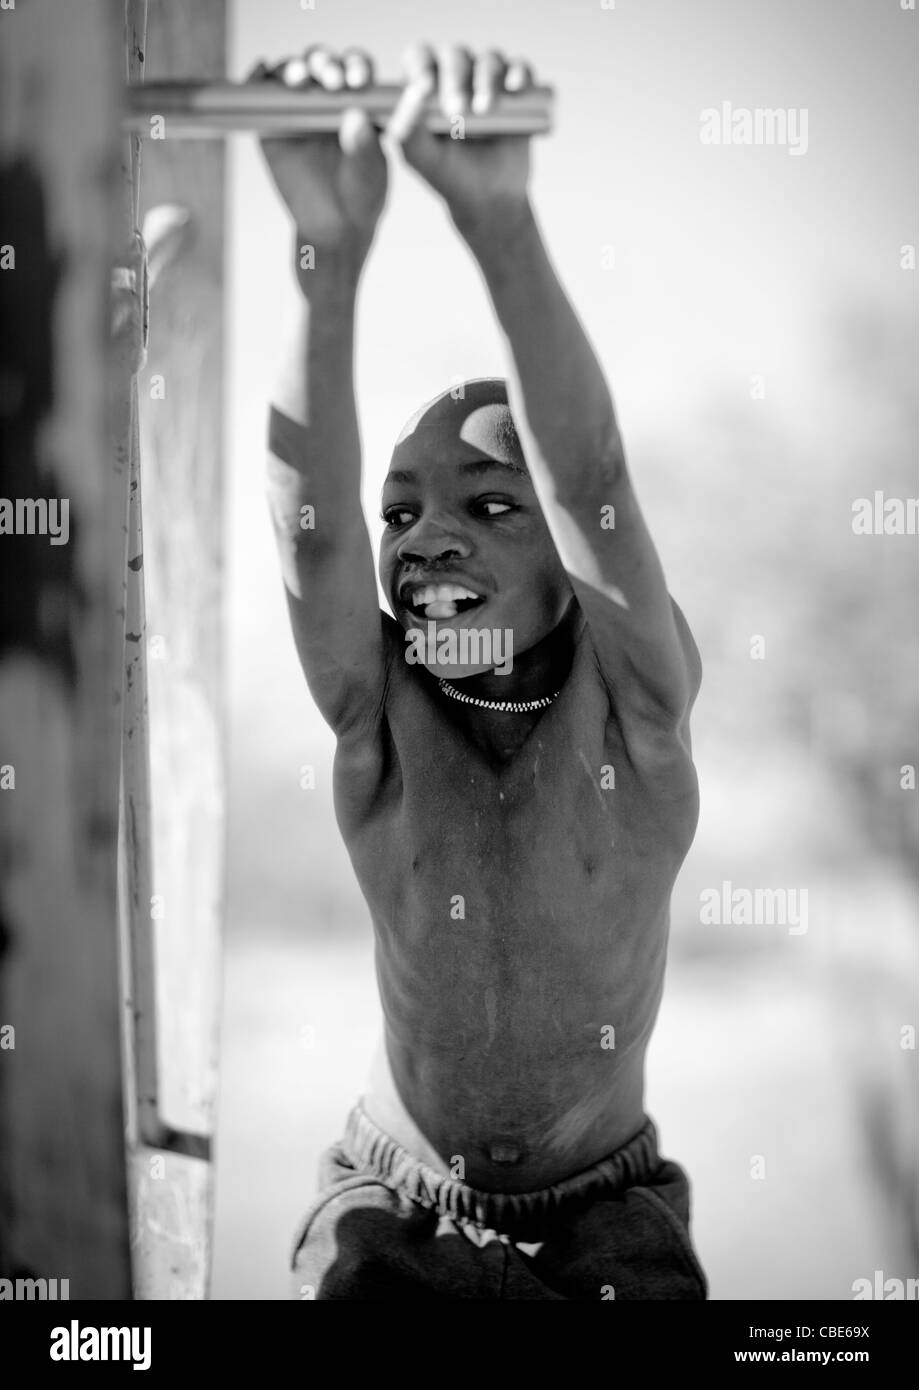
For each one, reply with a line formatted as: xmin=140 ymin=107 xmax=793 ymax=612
xmin=124 ymin=79 xmax=555 ymax=137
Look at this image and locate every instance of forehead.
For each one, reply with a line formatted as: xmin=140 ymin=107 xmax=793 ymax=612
xmin=384 ymin=397 xmax=528 ymax=489
xmin=384 ymin=448 xmax=527 ymax=492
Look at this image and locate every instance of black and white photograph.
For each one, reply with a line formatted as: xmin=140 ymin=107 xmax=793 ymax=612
xmin=1 ymin=0 xmax=917 ymax=1353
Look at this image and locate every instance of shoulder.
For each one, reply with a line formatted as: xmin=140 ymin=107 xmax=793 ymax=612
xmin=669 ymin=597 xmax=703 ymax=705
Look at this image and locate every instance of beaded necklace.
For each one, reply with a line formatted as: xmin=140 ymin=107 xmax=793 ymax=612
xmin=437 ymin=679 xmax=560 ymax=713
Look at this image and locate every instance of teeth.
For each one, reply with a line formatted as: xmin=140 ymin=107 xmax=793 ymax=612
xmin=425 ymin=601 xmax=458 ymax=618
xmin=410 ymin=583 xmax=480 ymax=607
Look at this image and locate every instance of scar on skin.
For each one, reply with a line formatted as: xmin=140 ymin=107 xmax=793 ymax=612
xmin=484 ymin=986 xmax=497 ymax=1046
xmin=578 ymin=750 xmax=608 ymax=810
xmin=543 ymin=1086 xmax=611 ymax=1161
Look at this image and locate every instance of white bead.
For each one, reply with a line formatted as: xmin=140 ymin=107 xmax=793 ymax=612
xmin=437 ymin=679 xmax=559 ymax=713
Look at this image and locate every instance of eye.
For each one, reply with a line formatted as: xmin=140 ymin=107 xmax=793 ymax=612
xmin=382 ymin=506 xmax=416 ymax=528
xmin=474 ymin=499 xmax=515 ymax=518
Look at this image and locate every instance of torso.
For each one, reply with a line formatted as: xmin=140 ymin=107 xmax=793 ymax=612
xmin=333 ymin=609 xmax=699 ymax=1192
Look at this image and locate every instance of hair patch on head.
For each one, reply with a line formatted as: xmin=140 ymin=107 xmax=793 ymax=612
xmin=392 ymin=378 xmax=528 ymax=474
xmin=484 ymin=409 xmax=528 ymax=474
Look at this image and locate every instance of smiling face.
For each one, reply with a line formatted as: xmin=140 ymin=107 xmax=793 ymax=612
xmin=379 ymin=379 xmax=573 ymax=678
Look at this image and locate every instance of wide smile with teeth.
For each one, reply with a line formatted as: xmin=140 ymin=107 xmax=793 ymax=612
xmin=405 ymin=583 xmax=484 ymax=620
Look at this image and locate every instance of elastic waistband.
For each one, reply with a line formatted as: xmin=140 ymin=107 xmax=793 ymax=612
xmin=342 ymin=1102 xmax=661 ymax=1241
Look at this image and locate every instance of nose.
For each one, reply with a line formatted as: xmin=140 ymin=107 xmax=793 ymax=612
xmin=396 ymin=513 xmax=472 ymax=564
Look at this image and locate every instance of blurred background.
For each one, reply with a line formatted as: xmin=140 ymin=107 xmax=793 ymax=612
xmin=208 ymin=0 xmax=919 ymax=1298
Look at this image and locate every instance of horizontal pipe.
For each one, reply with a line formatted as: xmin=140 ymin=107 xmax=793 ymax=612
xmin=124 ymin=80 xmax=554 ymax=138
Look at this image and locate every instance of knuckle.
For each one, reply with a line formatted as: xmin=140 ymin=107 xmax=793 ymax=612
xmin=279 ymin=57 xmax=310 ymax=88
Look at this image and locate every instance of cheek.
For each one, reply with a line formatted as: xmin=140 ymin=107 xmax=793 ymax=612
xmin=378 ymin=539 xmax=396 ymax=580
xmin=519 ymin=534 xmax=569 ymax=599
xmin=498 ymin=571 xmax=565 ymax=636
xmin=502 ymin=554 xmax=571 ymax=638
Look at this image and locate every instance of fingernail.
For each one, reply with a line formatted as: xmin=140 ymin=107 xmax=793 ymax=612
xmin=344 ymin=55 xmax=370 ymax=86
xmin=306 ymin=48 xmax=333 ymax=80
xmin=279 ymin=57 xmax=309 ymax=87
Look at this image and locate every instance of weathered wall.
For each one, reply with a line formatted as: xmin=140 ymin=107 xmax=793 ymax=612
xmin=128 ymin=0 xmax=227 ymax=1298
xmin=0 ymin=0 xmax=133 ymax=1298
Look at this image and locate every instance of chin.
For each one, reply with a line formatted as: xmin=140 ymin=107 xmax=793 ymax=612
xmin=402 ymin=618 xmax=516 ymax=679
xmin=424 ymin=660 xmax=500 ymax=681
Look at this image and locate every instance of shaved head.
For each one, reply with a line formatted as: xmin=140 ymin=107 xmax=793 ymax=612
xmin=389 ymin=378 xmax=527 ymax=477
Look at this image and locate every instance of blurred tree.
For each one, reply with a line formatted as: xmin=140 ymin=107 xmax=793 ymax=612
xmin=654 ymin=299 xmax=919 ymax=1267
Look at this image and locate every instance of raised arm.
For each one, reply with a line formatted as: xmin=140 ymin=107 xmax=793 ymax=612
xmin=390 ymin=46 xmax=700 ymax=737
xmin=255 ymin=52 xmax=389 ymax=739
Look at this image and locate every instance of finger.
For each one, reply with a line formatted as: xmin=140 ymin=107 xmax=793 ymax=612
xmin=438 ymin=44 xmax=473 ymax=119
xmin=472 ymin=49 xmax=507 ymax=116
xmin=340 ymin=106 xmax=378 ymax=157
xmin=504 ymin=59 xmax=534 ymax=94
xmin=304 ymin=45 xmax=335 ymax=82
xmin=387 ymin=73 xmax=435 ymax=148
xmin=341 ymin=48 xmax=374 ymax=90
xmin=388 ymin=45 xmax=437 ymax=145
xmin=278 ymin=55 xmax=312 ymax=88
xmin=318 ymin=56 xmax=346 ymax=91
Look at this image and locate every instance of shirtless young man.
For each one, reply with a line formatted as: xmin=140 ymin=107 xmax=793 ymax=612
xmin=257 ymin=43 xmax=706 ymax=1300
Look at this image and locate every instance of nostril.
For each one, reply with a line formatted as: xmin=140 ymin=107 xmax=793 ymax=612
xmin=399 ymin=545 xmax=464 ymax=564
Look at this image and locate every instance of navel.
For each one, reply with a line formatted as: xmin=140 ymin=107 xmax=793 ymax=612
xmin=488 ymin=1140 xmax=523 ymax=1165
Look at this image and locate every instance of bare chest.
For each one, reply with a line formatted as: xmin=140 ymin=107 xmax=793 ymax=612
xmin=339 ymin=689 xmax=698 ymax=948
